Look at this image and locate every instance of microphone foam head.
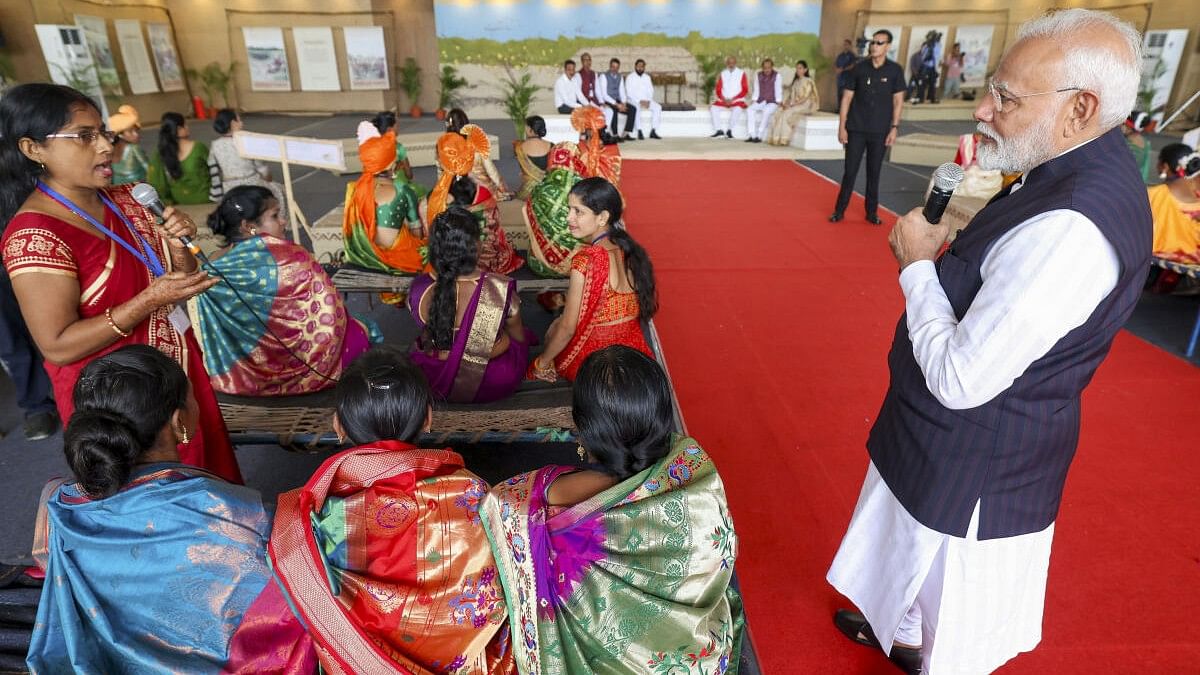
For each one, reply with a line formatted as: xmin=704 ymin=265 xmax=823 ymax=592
xmin=130 ymin=182 xmax=160 ymax=207
xmin=932 ymin=162 xmax=965 ymax=192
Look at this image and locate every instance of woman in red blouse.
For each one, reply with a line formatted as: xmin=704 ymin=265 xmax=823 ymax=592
xmin=0 ymin=83 xmax=240 ymax=483
xmin=529 ymin=177 xmax=657 ymax=381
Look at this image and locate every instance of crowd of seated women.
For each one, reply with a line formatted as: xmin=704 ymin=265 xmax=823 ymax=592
xmin=28 ymin=343 xmax=744 ymax=673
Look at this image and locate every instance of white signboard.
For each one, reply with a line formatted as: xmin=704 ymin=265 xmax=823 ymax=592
xmin=344 ymin=26 xmax=389 ymax=90
xmin=114 ymin=20 xmax=159 ymax=94
xmin=243 ymin=27 xmax=291 ymax=91
xmin=74 ymin=16 xmax=121 ymax=96
xmin=293 ymin=27 xmax=341 ymax=91
xmin=35 ymin=25 xmax=108 ymax=118
xmin=146 ymin=23 xmax=184 ymax=92
xmin=1140 ymin=29 xmax=1189 ymax=125
xmin=234 ymin=131 xmax=346 ymax=172
xmin=905 ymin=25 xmax=949 ymax=76
xmin=863 ymin=25 xmax=902 ymax=63
xmin=955 ymin=25 xmax=994 ymax=89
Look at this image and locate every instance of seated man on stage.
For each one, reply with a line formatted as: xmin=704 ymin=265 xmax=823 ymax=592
xmin=626 ymin=59 xmax=663 ymax=140
xmin=599 ymin=57 xmax=636 ymax=142
xmin=710 ymin=56 xmax=749 ymax=139
xmin=554 ymin=59 xmax=587 ymax=114
xmin=746 ymin=58 xmax=782 ymax=143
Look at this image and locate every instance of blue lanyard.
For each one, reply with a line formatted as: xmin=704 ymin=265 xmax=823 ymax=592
xmin=36 ymin=182 xmax=165 ymax=277
xmin=591 ymin=232 xmax=611 ymax=245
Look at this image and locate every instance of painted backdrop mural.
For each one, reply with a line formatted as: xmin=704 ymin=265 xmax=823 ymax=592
xmin=435 ymin=0 xmax=824 ymax=116
xmin=436 ymin=0 xmax=823 ymax=71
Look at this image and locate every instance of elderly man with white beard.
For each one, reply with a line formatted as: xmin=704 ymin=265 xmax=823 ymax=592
xmin=826 ymin=9 xmax=1152 ymax=675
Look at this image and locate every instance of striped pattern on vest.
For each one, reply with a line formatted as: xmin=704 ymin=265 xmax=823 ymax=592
xmin=867 ymin=127 xmax=1152 ymax=539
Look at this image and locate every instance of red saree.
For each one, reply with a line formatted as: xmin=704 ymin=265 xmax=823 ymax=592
xmin=1 ymin=185 xmax=242 ymax=483
xmin=555 ymin=245 xmax=651 ymax=380
xmin=269 ymin=441 xmax=516 ymax=675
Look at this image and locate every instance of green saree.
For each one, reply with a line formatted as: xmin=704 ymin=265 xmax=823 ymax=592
xmin=482 ymin=435 xmax=744 ymax=674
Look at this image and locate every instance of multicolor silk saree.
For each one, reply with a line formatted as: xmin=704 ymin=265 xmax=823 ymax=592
xmin=408 ymin=272 xmax=533 ymax=404
xmin=554 ymin=245 xmax=651 ymax=381
xmin=523 ymin=108 xmax=622 ymax=278
xmin=481 ymin=435 xmax=745 ymax=675
xmin=28 ymin=464 xmax=316 ymax=674
xmin=193 ymin=233 xmax=381 ymax=396
xmin=269 ymin=442 xmax=517 ymax=675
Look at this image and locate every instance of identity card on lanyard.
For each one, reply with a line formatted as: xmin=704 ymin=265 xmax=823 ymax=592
xmin=37 ymin=182 xmax=192 ymax=335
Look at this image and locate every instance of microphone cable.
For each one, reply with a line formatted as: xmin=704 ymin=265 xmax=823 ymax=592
xmin=189 ymin=245 xmax=342 ymax=385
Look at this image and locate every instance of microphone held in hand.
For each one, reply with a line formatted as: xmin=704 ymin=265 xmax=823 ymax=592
xmin=130 ymin=183 xmax=201 ymax=256
xmin=922 ymin=162 xmax=965 ymax=225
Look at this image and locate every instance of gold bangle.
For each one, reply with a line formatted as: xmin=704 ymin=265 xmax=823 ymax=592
xmin=105 ymin=308 xmax=131 ymax=338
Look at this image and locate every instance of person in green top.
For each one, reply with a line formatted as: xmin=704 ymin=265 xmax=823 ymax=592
xmin=342 ymin=121 xmax=426 ymax=274
xmin=147 ymin=112 xmax=212 ymax=205
xmin=370 ymin=110 xmax=427 ymax=198
xmin=107 ymin=105 xmax=149 ymax=186
xmin=1123 ymin=111 xmax=1154 ymax=184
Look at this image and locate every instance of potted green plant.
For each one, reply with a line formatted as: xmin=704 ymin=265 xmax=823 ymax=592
xmin=185 ymin=62 xmax=237 ymax=116
xmin=499 ymin=65 xmax=540 ymax=139
xmin=436 ymin=64 xmax=468 ymax=121
xmin=697 ymin=54 xmax=723 ymax=104
xmin=399 ymin=57 xmax=423 ymax=118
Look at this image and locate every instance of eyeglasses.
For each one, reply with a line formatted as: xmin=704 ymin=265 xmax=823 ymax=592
xmin=987 ymin=79 xmax=1084 ymax=114
xmin=44 ymin=129 xmax=118 ymax=146
xmin=871 ymin=40 xmax=889 ymax=46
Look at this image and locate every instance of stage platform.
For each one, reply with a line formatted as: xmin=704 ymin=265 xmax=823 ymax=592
xmin=900 ymin=98 xmax=978 ymax=122
xmin=543 ymin=108 xmax=842 ymax=151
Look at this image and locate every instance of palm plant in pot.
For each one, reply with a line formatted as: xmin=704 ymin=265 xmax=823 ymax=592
xmin=436 ymin=64 xmax=468 ymax=121
xmin=499 ymin=64 xmax=540 ymax=139
xmin=399 ymin=58 xmax=423 ymax=118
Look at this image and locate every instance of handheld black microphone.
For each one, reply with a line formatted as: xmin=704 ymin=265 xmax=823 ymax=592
xmin=923 ymin=162 xmax=965 ymax=225
xmin=130 ymin=182 xmax=203 ymax=257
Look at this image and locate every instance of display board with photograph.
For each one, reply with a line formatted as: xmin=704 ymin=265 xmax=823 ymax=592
xmin=114 ymin=19 xmax=159 ymax=94
xmin=293 ymin=27 xmax=341 ymax=91
xmin=243 ymin=27 xmax=292 ymax=91
xmin=146 ymin=23 xmax=184 ymax=91
xmin=955 ymin=25 xmax=994 ymax=89
xmin=343 ymin=26 xmax=388 ymax=90
xmin=74 ymin=15 xmax=121 ymax=96
xmin=35 ymin=24 xmax=108 ymax=117
xmin=1140 ymin=29 xmax=1190 ymax=124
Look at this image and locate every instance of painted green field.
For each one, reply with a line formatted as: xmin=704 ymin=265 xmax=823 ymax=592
xmin=440 ymin=31 xmax=829 ymax=73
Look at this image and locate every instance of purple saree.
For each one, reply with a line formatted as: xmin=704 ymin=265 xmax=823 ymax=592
xmin=407 ymin=272 xmax=534 ymax=403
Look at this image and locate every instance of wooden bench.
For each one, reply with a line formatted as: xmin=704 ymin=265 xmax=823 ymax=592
xmin=218 ymin=379 xmax=575 ymax=449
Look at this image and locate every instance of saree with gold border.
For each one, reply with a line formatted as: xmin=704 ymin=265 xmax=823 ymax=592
xmin=269 ymin=442 xmax=517 ymax=674
xmin=27 ymin=464 xmax=316 ymax=674
xmin=481 ymin=435 xmax=744 ymax=675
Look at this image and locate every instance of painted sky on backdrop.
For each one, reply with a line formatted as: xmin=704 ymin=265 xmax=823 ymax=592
xmin=434 ymin=0 xmax=822 ymax=40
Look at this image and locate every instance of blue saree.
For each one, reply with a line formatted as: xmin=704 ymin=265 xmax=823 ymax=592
xmin=28 ymin=464 xmax=316 ymax=674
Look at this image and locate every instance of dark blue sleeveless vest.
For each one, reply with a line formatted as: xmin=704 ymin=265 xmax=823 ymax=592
xmin=867 ymin=127 xmax=1151 ymax=539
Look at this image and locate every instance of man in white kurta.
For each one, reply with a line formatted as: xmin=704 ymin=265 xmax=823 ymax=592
xmin=710 ymin=56 xmax=748 ymax=138
xmin=626 ymin=59 xmax=662 ymax=139
xmin=745 ymin=59 xmax=783 ymax=143
xmin=827 ymin=9 xmax=1146 ymax=675
xmin=554 ymin=59 xmax=587 ymax=114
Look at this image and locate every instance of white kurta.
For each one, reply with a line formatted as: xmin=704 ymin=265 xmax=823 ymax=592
xmin=828 ymin=166 xmax=1122 ymax=674
xmin=625 ymin=72 xmax=662 ymax=131
xmin=553 ymin=73 xmax=586 ymax=110
xmin=747 ymin=71 xmax=783 ymax=138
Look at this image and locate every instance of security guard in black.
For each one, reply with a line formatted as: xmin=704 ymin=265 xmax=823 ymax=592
xmin=832 ymin=49 xmax=906 ymax=224
xmin=846 ymin=59 xmax=906 ymax=133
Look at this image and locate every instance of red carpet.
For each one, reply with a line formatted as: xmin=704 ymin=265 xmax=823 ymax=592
xmin=622 ymin=160 xmax=1200 ymax=673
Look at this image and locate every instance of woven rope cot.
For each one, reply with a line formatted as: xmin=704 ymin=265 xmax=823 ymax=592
xmin=217 ymin=382 xmax=575 ymax=450
xmin=331 ymin=267 xmax=570 ymax=294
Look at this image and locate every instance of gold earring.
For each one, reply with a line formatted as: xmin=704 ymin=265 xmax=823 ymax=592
xmin=178 ymin=423 xmax=190 ymax=445
xmin=248 ymin=227 xmax=258 ymax=236
xmin=577 ymin=445 xmax=587 ymax=461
